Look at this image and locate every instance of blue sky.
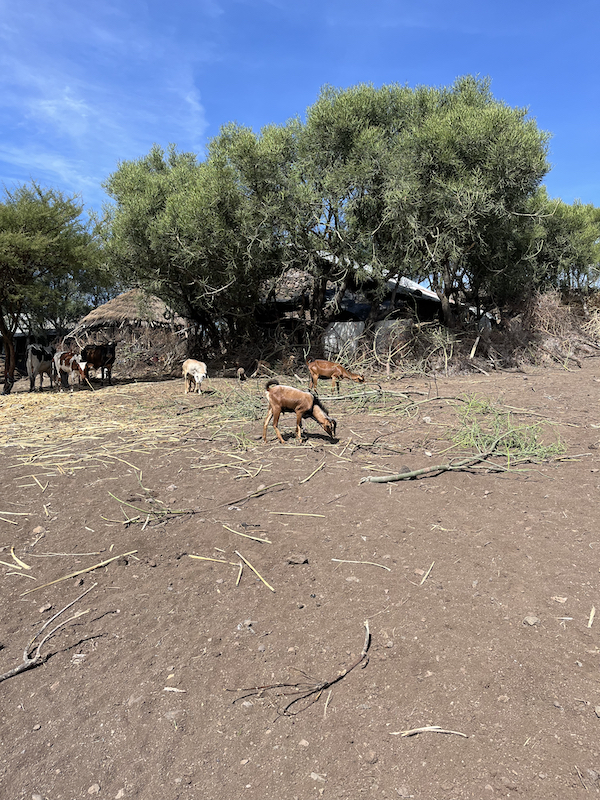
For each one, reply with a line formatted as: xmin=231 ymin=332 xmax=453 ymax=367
xmin=1 ymin=0 xmax=598 ymax=213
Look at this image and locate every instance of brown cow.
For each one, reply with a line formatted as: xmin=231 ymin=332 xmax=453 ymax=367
xmin=81 ymin=342 xmax=116 ymax=386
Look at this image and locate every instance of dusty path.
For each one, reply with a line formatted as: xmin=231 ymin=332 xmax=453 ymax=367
xmin=1 ymin=361 xmax=600 ymax=799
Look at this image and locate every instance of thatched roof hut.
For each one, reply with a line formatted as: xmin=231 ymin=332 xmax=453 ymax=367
xmin=63 ymin=290 xmax=191 ymax=380
xmin=70 ymin=290 xmax=187 ymax=337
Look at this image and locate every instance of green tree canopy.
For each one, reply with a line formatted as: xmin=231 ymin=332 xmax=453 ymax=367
xmin=381 ymin=76 xmax=551 ymax=321
xmin=0 ymin=182 xmax=108 ymax=393
xmin=104 ymin=76 xmax=596 ymax=353
xmin=104 ymin=138 xmax=296 ymax=351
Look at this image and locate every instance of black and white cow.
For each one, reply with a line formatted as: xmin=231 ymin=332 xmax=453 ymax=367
xmin=26 ymin=344 xmax=55 ymax=392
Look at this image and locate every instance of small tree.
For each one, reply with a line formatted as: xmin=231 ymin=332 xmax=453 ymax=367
xmin=528 ymin=189 xmax=600 ymax=291
xmin=0 ymin=183 xmax=106 ymax=394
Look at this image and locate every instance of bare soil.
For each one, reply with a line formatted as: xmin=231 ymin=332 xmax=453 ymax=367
xmin=2 ymin=361 xmax=600 ymax=800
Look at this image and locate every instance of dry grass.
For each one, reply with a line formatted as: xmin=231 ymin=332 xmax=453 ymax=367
xmin=0 ymin=381 xmax=257 ymax=478
xmin=525 ymin=290 xmax=575 ymax=339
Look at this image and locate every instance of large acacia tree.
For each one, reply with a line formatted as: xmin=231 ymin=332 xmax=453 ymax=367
xmin=0 ymin=183 xmax=107 ymax=394
xmin=105 ymin=77 xmax=591 ymax=350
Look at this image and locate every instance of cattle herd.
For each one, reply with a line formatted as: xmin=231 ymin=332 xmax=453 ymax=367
xmin=23 ymin=344 xmax=364 ymax=444
xmin=26 ymin=342 xmax=116 ymax=392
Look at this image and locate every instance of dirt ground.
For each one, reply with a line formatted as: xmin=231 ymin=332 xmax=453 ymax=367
xmin=2 ymin=360 xmax=600 ymax=800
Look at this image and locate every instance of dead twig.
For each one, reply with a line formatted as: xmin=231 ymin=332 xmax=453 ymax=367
xmin=300 ymin=461 xmax=326 ymax=484
xmin=224 ymin=482 xmax=287 ymax=507
xmin=107 ymin=492 xmax=197 ymax=524
xmin=390 ymin=725 xmax=469 ymax=738
xmin=234 ymin=551 xmax=275 ymax=592
xmin=229 ymin=621 xmax=371 ymax=716
xmin=20 ymin=550 xmax=137 ymax=595
xmin=0 ymin=584 xmax=96 ymax=683
xmin=332 ymin=559 xmax=391 ymax=571
xmin=222 ymin=524 xmax=271 ymax=544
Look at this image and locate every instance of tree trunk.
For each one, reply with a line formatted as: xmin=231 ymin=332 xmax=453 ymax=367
xmin=0 ymin=321 xmax=16 ymax=395
xmin=438 ymin=259 xmax=458 ymax=328
xmin=439 ymin=295 xmax=456 ymax=328
xmin=311 ymin=275 xmax=328 ymax=327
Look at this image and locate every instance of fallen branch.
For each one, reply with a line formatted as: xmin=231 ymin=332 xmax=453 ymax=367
xmin=360 ymin=451 xmax=503 ymax=484
xmin=360 ymin=433 xmax=529 ymax=484
xmin=224 ymin=482 xmax=288 ymax=507
xmin=0 ymin=584 xmax=96 ymax=683
xmin=229 ymin=621 xmax=371 ymax=716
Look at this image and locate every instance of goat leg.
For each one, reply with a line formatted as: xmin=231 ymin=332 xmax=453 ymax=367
xmin=262 ymin=409 xmax=273 ymax=441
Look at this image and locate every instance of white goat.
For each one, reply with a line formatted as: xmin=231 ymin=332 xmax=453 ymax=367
xmin=182 ymin=359 xmax=208 ymax=394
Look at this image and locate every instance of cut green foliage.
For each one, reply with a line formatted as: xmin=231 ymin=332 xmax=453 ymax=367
xmin=452 ymin=394 xmax=565 ymax=463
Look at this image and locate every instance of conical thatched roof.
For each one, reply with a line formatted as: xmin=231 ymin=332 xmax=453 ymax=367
xmin=73 ymin=290 xmax=187 ymax=333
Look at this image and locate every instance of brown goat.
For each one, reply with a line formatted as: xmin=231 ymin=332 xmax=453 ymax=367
xmin=307 ymin=359 xmax=365 ymax=393
xmin=263 ymin=380 xmax=337 ymax=444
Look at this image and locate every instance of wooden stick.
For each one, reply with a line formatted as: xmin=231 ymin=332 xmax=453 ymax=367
xmin=234 ymin=551 xmax=275 ymax=592
xmin=230 ymin=621 xmax=371 ymax=716
xmin=420 ymin=561 xmax=434 ymax=585
xmin=188 ymin=555 xmax=239 ymax=566
xmin=269 ymin=512 xmax=325 ymax=518
xmin=323 ymin=690 xmax=333 ymax=718
xmin=360 ymin=434 xmax=516 ymax=484
xmin=11 ymin=547 xmax=31 ymax=570
xmin=224 ymin=482 xmax=286 ymax=507
xmin=6 ymin=571 xmax=36 ymax=580
xmin=0 ymin=584 xmax=97 ymax=684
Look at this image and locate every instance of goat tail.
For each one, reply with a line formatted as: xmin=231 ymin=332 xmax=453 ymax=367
xmin=265 ymin=378 xmax=280 ymax=390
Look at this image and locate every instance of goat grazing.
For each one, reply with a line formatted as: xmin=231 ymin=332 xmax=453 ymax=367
xmin=263 ymin=379 xmax=337 ymax=444
xmin=182 ymin=359 xmax=208 ymax=394
xmin=307 ymin=359 xmax=364 ymax=393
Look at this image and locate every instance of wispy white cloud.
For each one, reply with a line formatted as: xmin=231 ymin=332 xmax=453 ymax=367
xmin=0 ymin=143 xmax=100 ymax=195
xmin=0 ymin=0 xmax=597 ymax=210
xmin=0 ymin=0 xmax=216 ymax=208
